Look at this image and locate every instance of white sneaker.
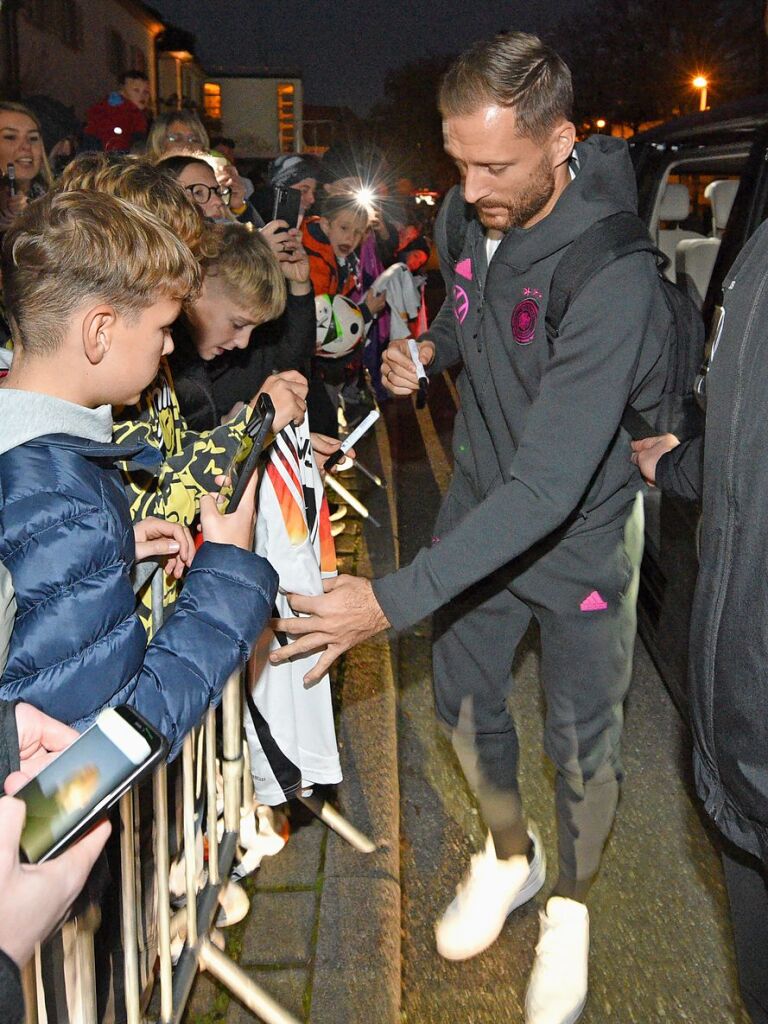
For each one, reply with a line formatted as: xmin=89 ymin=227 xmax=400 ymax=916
xmin=525 ymin=897 xmax=589 ymax=1024
xmin=435 ymin=825 xmax=546 ymax=961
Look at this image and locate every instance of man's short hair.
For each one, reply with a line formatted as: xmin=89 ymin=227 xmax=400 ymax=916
xmin=119 ymin=70 xmax=149 ymax=86
xmin=439 ymin=32 xmax=573 ymax=142
xmin=2 ymin=190 xmax=200 ymax=355
xmin=200 ymin=222 xmax=286 ymax=324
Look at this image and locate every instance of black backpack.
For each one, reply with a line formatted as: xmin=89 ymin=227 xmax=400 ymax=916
xmin=439 ymin=185 xmax=706 ymax=439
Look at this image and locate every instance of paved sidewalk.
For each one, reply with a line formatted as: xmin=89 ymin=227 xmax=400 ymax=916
xmin=185 ymin=439 xmax=401 ymax=1024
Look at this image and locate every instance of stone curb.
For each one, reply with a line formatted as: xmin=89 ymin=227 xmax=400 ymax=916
xmin=309 ymin=533 xmax=401 ymax=1024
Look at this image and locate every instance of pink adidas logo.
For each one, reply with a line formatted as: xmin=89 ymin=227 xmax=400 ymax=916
xmin=580 ymin=591 xmax=608 ymax=612
xmin=455 ymin=258 xmax=472 ymax=280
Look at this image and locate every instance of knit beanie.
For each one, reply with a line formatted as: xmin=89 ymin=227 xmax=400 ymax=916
xmin=269 ymin=154 xmax=313 ymax=187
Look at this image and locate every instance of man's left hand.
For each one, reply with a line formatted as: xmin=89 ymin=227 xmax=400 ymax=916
xmin=270 ymin=576 xmax=390 ymax=684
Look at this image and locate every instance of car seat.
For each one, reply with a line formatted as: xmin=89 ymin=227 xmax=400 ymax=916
xmin=676 ymin=179 xmax=739 ymax=308
xmin=656 ymin=183 xmax=705 ymax=283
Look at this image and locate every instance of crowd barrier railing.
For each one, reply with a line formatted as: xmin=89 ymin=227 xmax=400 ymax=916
xmin=23 ymin=559 xmax=374 ymax=1024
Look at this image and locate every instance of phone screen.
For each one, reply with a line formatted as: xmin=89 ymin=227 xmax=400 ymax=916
xmin=18 ymin=710 xmax=152 ymax=863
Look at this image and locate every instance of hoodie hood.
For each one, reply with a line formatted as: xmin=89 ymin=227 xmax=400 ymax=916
xmin=0 ymin=388 xmax=113 ymax=456
xmin=487 ymin=135 xmax=639 ymax=274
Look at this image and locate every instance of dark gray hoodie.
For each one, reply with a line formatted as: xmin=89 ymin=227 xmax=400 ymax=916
xmin=373 ymin=136 xmax=671 ymax=630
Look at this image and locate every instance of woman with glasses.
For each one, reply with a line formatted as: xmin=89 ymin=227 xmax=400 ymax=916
xmin=157 ymin=154 xmax=232 ymax=222
xmin=144 ymin=110 xmax=209 ymax=162
xmin=148 ymin=112 xmax=254 ymax=223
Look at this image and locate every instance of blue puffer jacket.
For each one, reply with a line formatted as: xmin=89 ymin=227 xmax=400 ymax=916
xmin=0 ymin=391 xmax=278 ymax=760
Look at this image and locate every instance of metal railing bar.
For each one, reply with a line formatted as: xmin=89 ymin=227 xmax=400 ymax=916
xmin=170 ymin=829 xmax=238 ymax=1021
xmin=297 ymin=792 xmax=377 ymax=854
xmin=198 ymin=938 xmax=302 ymax=1024
xmin=153 ymin=761 xmax=173 ymax=1023
xmin=222 ymin=674 xmax=242 ymax=835
xmin=119 ymin=790 xmax=141 ymax=1024
xmin=205 ymin=707 xmax=220 ymax=887
xmin=181 ymin=733 xmax=198 ymax=949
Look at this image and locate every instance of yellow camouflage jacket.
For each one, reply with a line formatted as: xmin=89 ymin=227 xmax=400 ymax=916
xmin=113 ymin=356 xmax=251 ymax=633
xmin=114 ymin=356 xmax=251 ymax=527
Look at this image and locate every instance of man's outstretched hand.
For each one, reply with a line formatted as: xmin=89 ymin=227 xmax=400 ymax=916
xmin=270 ymin=576 xmax=390 ymax=684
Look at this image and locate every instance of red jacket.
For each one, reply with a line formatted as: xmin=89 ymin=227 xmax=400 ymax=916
xmin=84 ymin=93 xmax=148 ymax=152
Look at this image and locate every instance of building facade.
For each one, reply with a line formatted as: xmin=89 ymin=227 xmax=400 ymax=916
xmin=1 ymin=4 xmax=305 ymax=158
xmin=4 ymin=0 xmax=163 ymax=119
xmin=205 ymin=71 xmax=303 ymax=158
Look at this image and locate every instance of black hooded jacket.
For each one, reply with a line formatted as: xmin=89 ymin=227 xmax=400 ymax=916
xmin=373 ymin=136 xmax=671 ymax=630
xmin=659 ymin=219 xmax=768 ymax=861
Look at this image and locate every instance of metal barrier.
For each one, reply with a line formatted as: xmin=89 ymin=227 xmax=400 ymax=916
xmin=23 ymin=560 xmax=374 ymax=1024
xmin=20 ymin=569 xmax=305 ymax=1024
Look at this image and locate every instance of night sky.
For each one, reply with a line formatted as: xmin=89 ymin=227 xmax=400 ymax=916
xmin=154 ymin=0 xmax=580 ymax=114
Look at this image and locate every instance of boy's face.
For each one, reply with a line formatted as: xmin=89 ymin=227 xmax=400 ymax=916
xmin=104 ymin=295 xmax=179 ymax=405
xmin=320 ymin=210 xmax=368 ymax=260
xmin=187 ymin=273 xmax=263 ymax=361
xmin=121 ymin=77 xmax=151 ymax=112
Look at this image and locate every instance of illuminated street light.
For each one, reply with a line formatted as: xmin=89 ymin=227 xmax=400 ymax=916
xmin=693 ymin=75 xmax=708 ymax=112
xmin=596 ymin=118 xmax=607 ymax=130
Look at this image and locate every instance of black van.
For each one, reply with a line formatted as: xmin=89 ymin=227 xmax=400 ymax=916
xmin=629 ymin=96 xmax=768 ymax=711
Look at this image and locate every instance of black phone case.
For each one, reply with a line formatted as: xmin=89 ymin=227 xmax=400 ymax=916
xmin=226 ymin=396 xmax=276 ymax=513
xmin=271 ymin=185 xmax=301 ymax=229
xmin=19 ymin=706 xmax=168 ymax=863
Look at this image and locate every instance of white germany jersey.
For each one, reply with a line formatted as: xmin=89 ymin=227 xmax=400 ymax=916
xmin=244 ymin=417 xmax=342 ymax=805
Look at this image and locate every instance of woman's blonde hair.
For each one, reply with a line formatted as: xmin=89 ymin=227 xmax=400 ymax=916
xmin=201 ymin=222 xmax=286 ymax=323
xmin=145 ymin=110 xmax=210 ymax=164
xmin=2 ymin=189 xmax=200 ymax=354
xmin=58 ymin=152 xmax=210 ymax=258
xmin=0 ymin=101 xmax=53 ymax=189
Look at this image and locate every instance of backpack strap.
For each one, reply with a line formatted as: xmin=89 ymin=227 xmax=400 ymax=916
xmin=545 ymin=211 xmax=662 ymax=439
xmin=545 ymin=212 xmax=658 ymax=345
xmin=436 ymin=185 xmax=476 ymax=266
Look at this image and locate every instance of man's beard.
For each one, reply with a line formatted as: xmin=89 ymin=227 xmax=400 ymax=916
xmin=475 ymin=153 xmax=556 ymax=231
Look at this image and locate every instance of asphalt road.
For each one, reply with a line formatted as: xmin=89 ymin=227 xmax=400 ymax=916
xmin=375 ymin=374 xmax=749 ymax=1024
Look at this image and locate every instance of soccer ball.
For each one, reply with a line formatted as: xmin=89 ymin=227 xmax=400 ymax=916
xmin=315 ymin=293 xmax=365 ymax=358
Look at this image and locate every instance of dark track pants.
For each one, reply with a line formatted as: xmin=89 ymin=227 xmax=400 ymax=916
xmin=722 ymin=845 xmax=768 ymax=1024
xmin=432 ymin=475 xmax=643 ymax=884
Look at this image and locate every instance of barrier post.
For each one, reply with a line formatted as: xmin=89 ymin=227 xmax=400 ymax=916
xmin=181 ymin=733 xmax=198 ymax=949
xmin=205 ymin=707 xmax=220 ymax=886
xmin=21 ymin=959 xmax=37 ymax=1024
xmin=120 ymin=790 xmax=142 ymax=1024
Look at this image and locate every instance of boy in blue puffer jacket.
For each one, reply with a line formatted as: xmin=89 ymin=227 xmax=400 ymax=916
xmin=0 ymin=189 xmax=278 ymax=760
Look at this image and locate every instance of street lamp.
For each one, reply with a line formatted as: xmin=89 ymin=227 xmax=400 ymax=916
xmin=693 ymin=75 xmax=708 ymax=112
xmin=596 ymin=118 xmax=607 ymax=130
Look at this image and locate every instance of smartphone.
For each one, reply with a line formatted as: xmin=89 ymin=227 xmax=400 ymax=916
xmin=271 ymin=185 xmax=301 ymax=230
xmin=17 ymin=706 xmax=167 ymax=864
xmin=6 ymin=162 xmax=15 ymax=197
xmin=324 ymin=409 xmax=380 ymax=471
xmin=219 ymin=393 xmax=276 ymax=514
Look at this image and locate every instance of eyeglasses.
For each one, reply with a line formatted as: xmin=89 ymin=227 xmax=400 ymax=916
xmin=184 ymin=183 xmax=232 ymax=206
xmin=166 ymin=132 xmax=205 ymax=146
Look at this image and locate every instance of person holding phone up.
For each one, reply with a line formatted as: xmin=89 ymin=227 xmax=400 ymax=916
xmin=0 ymin=102 xmax=53 ymax=235
xmin=0 ymin=565 xmax=111 ymax=1024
